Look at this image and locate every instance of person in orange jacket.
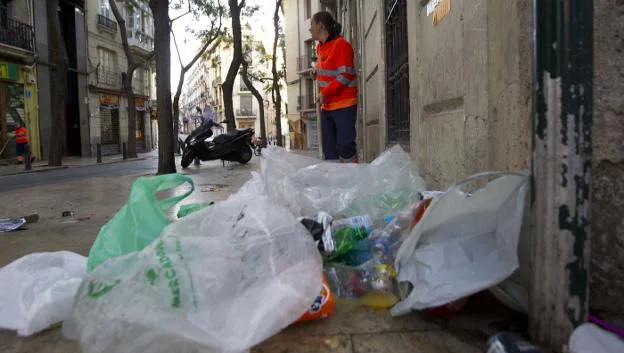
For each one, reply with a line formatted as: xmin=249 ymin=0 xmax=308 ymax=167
xmin=14 ymin=121 xmax=33 ymax=164
xmin=310 ymin=11 xmax=358 ymax=163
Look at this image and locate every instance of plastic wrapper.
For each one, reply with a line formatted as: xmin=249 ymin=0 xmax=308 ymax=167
xmin=260 ymin=146 xmax=426 ymax=222
xmin=392 ymin=172 xmax=530 ymax=316
xmin=0 ymin=251 xmax=86 ymax=336
xmin=63 ymin=197 xmax=322 ymax=353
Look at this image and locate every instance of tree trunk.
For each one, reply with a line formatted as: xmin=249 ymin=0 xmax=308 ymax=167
xmin=124 ymin=76 xmax=137 ymax=158
xmin=271 ymin=0 xmax=283 ymax=147
xmin=109 ymin=0 xmax=138 ymax=158
xmin=150 ymin=0 xmax=176 ymax=174
xmin=241 ymin=60 xmax=266 ymax=140
xmin=223 ymin=0 xmax=244 ymax=132
xmin=173 ymin=70 xmax=184 ymax=154
xmin=46 ymin=0 xmax=67 ymax=166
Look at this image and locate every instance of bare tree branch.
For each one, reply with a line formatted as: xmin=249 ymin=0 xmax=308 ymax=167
xmin=183 ymin=5 xmax=223 ymax=72
xmin=171 ymin=28 xmax=185 ymax=67
xmin=170 ymin=0 xmax=193 ymax=23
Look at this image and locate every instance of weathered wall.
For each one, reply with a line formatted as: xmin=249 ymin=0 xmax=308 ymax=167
xmin=406 ymin=0 xmax=531 ymax=189
xmin=590 ymin=0 xmax=624 ymax=315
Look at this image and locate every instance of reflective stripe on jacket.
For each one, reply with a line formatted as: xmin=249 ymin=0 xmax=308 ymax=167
xmin=316 ymin=35 xmax=358 ymax=111
xmin=15 ymin=127 xmax=29 ymax=144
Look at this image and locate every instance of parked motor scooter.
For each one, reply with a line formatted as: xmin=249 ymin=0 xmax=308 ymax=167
xmin=179 ymin=119 xmax=255 ymax=168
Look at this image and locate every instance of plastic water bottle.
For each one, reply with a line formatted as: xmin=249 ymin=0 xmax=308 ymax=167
xmin=485 ymin=333 xmax=544 ymax=353
xmin=332 ymin=215 xmax=373 ymax=234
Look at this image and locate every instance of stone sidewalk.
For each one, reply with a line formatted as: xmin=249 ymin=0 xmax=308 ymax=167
xmin=0 ymin=151 xmax=155 ymax=177
xmin=0 ymin=156 xmax=488 ymax=353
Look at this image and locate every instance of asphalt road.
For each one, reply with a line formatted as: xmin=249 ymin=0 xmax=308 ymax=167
xmin=0 ymin=157 xmax=160 ymax=192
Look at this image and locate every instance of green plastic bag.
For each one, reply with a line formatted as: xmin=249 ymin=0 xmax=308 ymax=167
xmin=87 ymin=174 xmax=194 ymax=271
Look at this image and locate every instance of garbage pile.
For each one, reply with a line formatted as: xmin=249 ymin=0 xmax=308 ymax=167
xmin=1 ymin=145 xmax=622 ymax=353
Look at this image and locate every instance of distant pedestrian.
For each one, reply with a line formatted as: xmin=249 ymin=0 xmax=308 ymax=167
xmin=14 ymin=121 xmax=34 ymax=164
xmin=310 ymin=11 xmax=358 ymax=163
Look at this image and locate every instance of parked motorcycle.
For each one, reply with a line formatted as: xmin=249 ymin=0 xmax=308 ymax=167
xmin=179 ymin=120 xmax=255 ymax=169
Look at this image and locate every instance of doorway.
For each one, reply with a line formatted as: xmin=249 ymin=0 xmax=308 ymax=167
xmin=0 ymin=82 xmax=25 ymax=160
xmin=59 ymin=0 xmax=81 ymax=156
xmin=384 ymin=0 xmax=410 ymax=145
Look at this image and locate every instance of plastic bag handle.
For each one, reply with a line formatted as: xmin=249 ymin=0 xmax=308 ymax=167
xmin=137 ymin=174 xmax=195 ymax=212
xmin=445 ymin=171 xmax=529 ymax=195
xmin=428 ymin=171 xmax=529 ymax=217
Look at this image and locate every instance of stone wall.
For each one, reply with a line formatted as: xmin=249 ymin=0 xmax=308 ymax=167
xmin=590 ymin=0 xmax=624 ymax=315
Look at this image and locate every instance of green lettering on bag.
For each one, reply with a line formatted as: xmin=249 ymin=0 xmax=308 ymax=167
xmin=154 ymin=240 xmax=182 ymax=308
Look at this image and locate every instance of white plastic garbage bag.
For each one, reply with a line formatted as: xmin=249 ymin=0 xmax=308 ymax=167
xmin=569 ymin=323 xmax=624 ymax=353
xmin=0 ymin=251 xmax=87 ymax=336
xmin=392 ymin=172 xmax=529 ymax=316
xmin=227 ymin=171 xmax=266 ymax=202
xmin=261 ymin=146 xmax=426 ymax=222
xmin=63 ymin=197 xmax=322 ymax=353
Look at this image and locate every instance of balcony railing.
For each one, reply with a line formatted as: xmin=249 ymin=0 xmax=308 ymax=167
xmin=0 ymin=14 xmax=35 ymax=52
xmin=97 ymin=69 xmax=121 ymax=88
xmin=297 ymin=95 xmax=316 ymax=111
xmin=97 ymin=14 xmax=117 ymax=32
xmin=236 ymin=108 xmax=256 ymax=117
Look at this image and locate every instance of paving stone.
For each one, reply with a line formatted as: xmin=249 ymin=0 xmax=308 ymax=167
xmin=352 ymin=331 xmax=482 ymax=353
xmin=0 ymin=329 xmax=80 ymax=353
xmin=280 ymin=305 xmax=440 ymax=337
xmin=253 ymin=334 xmax=352 ymax=353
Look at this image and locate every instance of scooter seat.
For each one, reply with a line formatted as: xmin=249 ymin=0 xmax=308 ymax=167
xmin=213 ymin=129 xmax=252 ymax=144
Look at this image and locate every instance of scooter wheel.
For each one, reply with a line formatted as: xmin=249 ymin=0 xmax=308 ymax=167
xmin=181 ymin=151 xmax=193 ymax=168
xmin=238 ymin=147 xmax=253 ymax=164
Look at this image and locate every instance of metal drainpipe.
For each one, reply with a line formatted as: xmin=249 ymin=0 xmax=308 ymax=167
xmin=529 ymin=0 xmax=593 ymax=351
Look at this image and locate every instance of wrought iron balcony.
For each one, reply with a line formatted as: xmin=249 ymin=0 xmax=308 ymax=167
xmin=0 ymin=13 xmax=35 ymax=52
xmin=97 ymin=14 xmax=117 ymax=32
xmin=97 ymin=69 xmax=121 ymax=88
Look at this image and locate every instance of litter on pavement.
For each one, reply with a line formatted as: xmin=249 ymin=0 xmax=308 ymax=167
xmin=1 ymin=145 xmax=620 ymax=353
xmin=0 ymin=213 xmax=39 ymax=232
xmin=0 ymin=251 xmax=86 ymax=336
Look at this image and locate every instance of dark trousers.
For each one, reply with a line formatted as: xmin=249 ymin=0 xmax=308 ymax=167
xmin=16 ymin=142 xmax=28 ymax=156
xmin=321 ymin=105 xmax=357 ymax=160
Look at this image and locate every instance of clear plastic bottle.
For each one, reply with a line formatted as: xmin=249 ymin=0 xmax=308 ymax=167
xmin=332 ymin=215 xmax=373 ymax=234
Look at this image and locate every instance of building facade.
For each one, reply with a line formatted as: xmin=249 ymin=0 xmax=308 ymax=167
xmin=32 ymin=0 xmax=90 ymax=159
xmin=86 ymin=0 xmax=156 ymax=156
xmin=0 ymin=0 xmax=39 ymax=161
xmin=179 ymin=30 xmax=288 ymax=140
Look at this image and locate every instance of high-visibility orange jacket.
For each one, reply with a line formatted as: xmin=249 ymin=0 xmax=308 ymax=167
xmin=15 ymin=126 xmax=29 ymax=144
xmin=316 ymin=35 xmax=358 ymax=111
